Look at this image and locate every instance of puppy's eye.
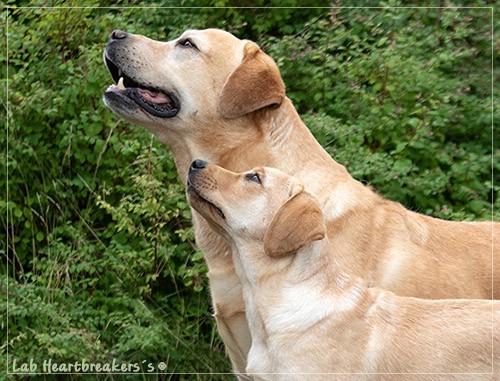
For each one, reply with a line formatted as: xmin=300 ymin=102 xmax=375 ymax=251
xmin=179 ymin=38 xmax=196 ymax=49
xmin=246 ymin=173 xmax=261 ymax=184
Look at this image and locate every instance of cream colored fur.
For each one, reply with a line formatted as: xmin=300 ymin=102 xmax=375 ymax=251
xmin=187 ymin=163 xmax=500 ymax=381
xmin=103 ymin=28 xmax=500 ymax=377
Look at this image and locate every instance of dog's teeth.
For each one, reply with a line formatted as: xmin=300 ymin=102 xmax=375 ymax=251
xmin=117 ymin=77 xmax=125 ymax=89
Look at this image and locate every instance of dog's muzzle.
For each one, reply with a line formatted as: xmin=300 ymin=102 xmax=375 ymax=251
xmin=103 ymin=30 xmax=180 ymax=118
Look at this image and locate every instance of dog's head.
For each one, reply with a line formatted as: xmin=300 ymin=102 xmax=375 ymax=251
xmin=187 ymin=161 xmax=326 ymax=258
xmin=103 ymin=28 xmax=285 ymax=137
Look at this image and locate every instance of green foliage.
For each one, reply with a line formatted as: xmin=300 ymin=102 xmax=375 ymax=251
xmin=266 ymin=5 xmax=497 ymax=218
xmin=2 ymin=1 xmax=497 ymax=379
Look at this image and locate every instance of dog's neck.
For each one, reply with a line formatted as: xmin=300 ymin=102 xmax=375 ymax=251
xmin=166 ymin=98 xmax=375 ymax=217
xmin=229 ymin=239 xmax=286 ymax=292
xmin=228 ymin=239 xmax=278 ymax=362
xmin=231 ymin=236 xmax=370 ymax=335
xmin=169 ymin=98 xmax=380 ymax=274
xmin=166 ymin=113 xmax=272 ymax=182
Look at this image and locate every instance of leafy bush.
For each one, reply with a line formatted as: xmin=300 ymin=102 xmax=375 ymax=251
xmin=265 ymin=5 xmax=497 ymax=218
xmin=2 ymin=1 xmax=497 ymax=380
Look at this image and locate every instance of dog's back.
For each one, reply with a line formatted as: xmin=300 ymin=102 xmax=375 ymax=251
xmin=366 ymin=293 xmax=499 ymax=376
xmin=263 ymin=273 xmax=499 ymax=380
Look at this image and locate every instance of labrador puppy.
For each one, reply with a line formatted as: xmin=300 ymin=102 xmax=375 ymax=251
xmin=187 ymin=160 xmax=500 ymax=381
xmin=103 ymin=28 xmax=499 ymax=376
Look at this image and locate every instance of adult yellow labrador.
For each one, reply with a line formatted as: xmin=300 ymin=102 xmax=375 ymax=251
xmin=187 ymin=161 xmax=500 ymax=380
xmin=103 ymin=28 xmax=499 ymax=376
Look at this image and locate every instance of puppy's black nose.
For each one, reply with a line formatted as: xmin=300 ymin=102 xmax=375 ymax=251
xmin=190 ymin=160 xmax=207 ymax=173
xmin=110 ymin=29 xmax=128 ymax=41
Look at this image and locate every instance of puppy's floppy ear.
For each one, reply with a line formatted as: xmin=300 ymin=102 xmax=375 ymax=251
xmin=264 ymin=192 xmax=326 ymax=259
xmin=219 ymin=41 xmax=286 ymax=119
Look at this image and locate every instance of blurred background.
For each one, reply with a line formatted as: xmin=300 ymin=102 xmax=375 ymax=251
xmin=2 ymin=1 xmax=498 ymax=379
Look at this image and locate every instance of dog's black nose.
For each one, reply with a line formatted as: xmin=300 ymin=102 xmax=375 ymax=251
xmin=190 ymin=160 xmax=207 ymax=172
xmin=110 ymin=30 xmax=128 ymax=41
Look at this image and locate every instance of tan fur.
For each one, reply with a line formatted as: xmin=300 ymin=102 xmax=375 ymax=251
xmin=219 ymin=42 xmax=286 ymax=118
xmin=264 ymin=191 xmax=326 ymax=258
xmin=103 ymin=28 xmax=500 ymax=376
xmin=187 ymin=164 xmax=500 ymax=380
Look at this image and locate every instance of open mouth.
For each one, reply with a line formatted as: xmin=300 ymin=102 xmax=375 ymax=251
xmin=104 ymin=56 xmax=180 ymax=118
xmin=187 ymin=182 xmax=226 ymax=219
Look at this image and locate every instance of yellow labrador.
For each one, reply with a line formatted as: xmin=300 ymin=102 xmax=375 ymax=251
xmin=103 ymin=28 xmax=499 ymax=375
xmin=187 ymin=161 xmax=500 ymax=381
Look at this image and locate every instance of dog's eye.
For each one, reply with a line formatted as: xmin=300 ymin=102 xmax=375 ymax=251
xmin=246 ymin=173 xmax=261 ymax=184
xmin=179 ymin=38 xmax=197 ymax=49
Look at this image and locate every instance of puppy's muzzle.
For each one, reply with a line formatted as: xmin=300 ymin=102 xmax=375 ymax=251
xmin=187 ymin=160 xmax=225 ymax=219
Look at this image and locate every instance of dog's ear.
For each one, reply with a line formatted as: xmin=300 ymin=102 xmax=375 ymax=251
xmin=219 ymin=42 xmax=286 ymax=119
xmin=264 ymin=192 xmax=326 ymax=259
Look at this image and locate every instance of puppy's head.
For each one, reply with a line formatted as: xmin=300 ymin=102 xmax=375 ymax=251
xmin=187 ymin=161 xmax=326 ymax=258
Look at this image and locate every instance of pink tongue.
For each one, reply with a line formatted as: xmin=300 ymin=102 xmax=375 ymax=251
xmin=137 ymin=88 xmax=170 ymax=104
